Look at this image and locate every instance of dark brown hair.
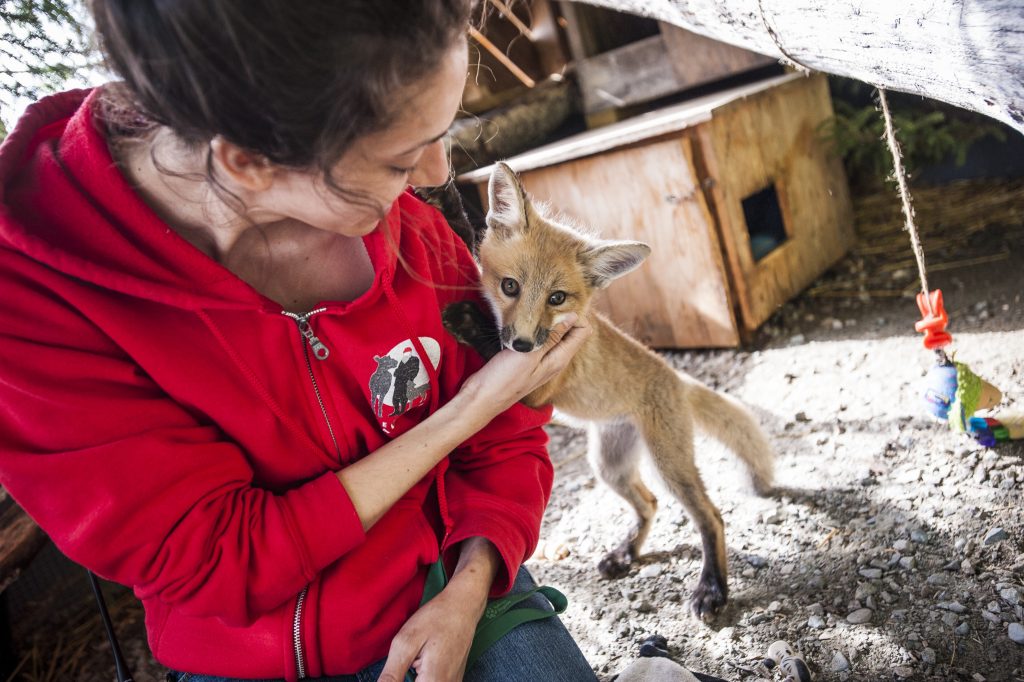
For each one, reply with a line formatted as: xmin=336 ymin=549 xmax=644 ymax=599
xmin=90 ymin=0 xmax=472 ymax=198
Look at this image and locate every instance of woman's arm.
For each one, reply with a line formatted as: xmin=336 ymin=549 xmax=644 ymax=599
xmin=337 ymin=314 xmax=589 ymax=530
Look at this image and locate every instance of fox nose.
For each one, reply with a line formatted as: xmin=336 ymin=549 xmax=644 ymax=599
xmin=511 ymin=338 xmax=534 ymax=353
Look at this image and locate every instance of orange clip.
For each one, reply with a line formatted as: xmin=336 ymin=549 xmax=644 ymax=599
xmin=915 ymin=289 xmax=952 ymax=350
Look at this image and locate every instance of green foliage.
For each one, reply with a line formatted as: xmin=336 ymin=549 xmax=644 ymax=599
xmin=1 ymin=0 xmax=95 ymax=129
xmin=819 ymin=79 xmax=1008 ymax=191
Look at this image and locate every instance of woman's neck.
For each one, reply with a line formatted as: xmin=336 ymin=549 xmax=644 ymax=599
xmin=109 ymin=127 xmax=376 ymax=310
xmin=112 ymin=128 xmax=252 ymax=262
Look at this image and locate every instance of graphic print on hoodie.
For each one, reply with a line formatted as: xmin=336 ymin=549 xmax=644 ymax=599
xmin=368 ymin=336 xmax=440 ymax=433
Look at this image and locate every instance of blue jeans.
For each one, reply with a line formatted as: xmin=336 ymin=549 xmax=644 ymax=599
xmin=167 ymin=567 xmax=597 ymax=682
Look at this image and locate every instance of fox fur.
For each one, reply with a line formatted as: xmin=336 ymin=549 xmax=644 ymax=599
xmin=443 ymin=163 xmax=776 ymax=619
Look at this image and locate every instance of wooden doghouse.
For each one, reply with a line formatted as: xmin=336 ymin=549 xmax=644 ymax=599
xmin=457 ymin=73 xmax=854 ymax=348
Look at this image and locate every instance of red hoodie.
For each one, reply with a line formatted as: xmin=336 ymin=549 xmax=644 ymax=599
xmin=0 ymin=90 xmax=554 ymax=680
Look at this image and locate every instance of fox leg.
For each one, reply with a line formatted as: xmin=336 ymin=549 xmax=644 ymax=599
xmin=588 ymin=420 xmax=658 ymax=579
xmin=639 ymin=410 xmax=729 ymax=620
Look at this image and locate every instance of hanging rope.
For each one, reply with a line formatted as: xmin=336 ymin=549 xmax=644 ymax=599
xmin=877 ymin=88 xmax=930 ymax=299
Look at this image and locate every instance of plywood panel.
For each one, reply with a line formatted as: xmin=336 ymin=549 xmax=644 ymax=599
xmin=698 ymin=74 xmax=854 ymax=331
xmin=659 ymin=22 xmax=776 ymax=88
xmin=515 ymin=136 xmax=739 ymax=348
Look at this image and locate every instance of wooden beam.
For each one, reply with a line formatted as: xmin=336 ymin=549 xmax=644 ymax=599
xmin=487 ymin=0 xmax=536 ymax=40
xmin=569 ymin=0 xmax=1024 ymax=134
xmin=468 ymin=26 xmax=537 ymax=88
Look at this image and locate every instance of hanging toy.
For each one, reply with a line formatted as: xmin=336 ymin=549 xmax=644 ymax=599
xmin=877 ymin=89 xmax=1022 ymax=448
xmin=914 ymin=294 xmax=1022 ymax=446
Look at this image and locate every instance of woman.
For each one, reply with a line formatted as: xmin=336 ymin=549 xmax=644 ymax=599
xmin=0 ymin=2 xmax=595 ymax=680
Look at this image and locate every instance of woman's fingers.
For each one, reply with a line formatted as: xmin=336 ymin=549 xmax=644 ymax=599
xmin=378 ymin=637 xmax=418 ymax=682
xmin=537 ymin=315 xmax=591 ymax=377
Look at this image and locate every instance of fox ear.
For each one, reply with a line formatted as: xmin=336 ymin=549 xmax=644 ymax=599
xmin=583 ymin=241 xmax=651 ymax=288
xmin=486 ymin=162 xmax=528 ymax=236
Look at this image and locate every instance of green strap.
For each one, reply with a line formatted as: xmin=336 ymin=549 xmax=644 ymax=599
xmin=417 ymin=559 xmax=568 ymax=671
xmin=466 ymin=585 xmax=567 ymax=668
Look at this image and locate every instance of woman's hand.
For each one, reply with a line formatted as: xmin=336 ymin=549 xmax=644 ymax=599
xmin=377 ymin=578 xmax=483 ymax=682
xmin=379 ymin=537 xmax=500 ymax=682
xmin=458 ymin=313 xmax=591 ymax=414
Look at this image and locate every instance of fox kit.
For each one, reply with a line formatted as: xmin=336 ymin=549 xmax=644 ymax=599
xmin=444 ymin=164 xmax=775 ymax=619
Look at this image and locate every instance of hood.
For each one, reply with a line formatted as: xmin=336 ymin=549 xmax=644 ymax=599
xmin=0 ymin=88 xmax=402 ymax=311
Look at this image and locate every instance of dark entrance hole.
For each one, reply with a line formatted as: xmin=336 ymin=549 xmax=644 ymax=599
xmin=741 ymin=183 xmax=787 ymax=261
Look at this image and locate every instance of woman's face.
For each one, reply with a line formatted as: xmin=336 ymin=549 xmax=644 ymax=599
xmin=254 ymin=41 xmax=469 ymax=236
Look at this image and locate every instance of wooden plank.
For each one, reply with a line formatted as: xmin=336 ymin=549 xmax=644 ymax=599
xmin=572 ymin=0 xmax=1024 ymax=134
xmin=658 ymin=22 xmax=776 ymax=87
xmin=457 ymin=72 xmax=801 ymax=184
xmin=530 ymin=0 xmax=571 ymax=76
xmin=514 ymin=136 xmax=740 ymax=348
xmin=0 ymin=490 xmax=47 ymax=593
xmin=698 ymin=74 xmax=855 ymax=332
xmin=575 ymin=35 xmax=680 ymax=113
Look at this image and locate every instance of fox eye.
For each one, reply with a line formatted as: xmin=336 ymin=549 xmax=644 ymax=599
xmin=548 ymin=291 xmax=566 ymax=306
xmin=500 ymin=278 xmax=520 ymax=297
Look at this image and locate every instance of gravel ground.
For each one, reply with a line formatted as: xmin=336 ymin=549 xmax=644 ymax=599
xmin=5 ymin=187 xmax=1022 ymax=682
xmin=530 ymin=225 xmax=1024 ymax=681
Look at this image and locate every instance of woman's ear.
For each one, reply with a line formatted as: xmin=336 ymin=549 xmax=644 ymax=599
xmin=209 ymin=136 xmax=275 ymax=192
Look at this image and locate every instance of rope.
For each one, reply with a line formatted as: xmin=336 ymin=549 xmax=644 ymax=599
xmin=877 ymin=88 xmax=931 ymax=306
xmin=756 ymin=0 xmax=814 ymax=74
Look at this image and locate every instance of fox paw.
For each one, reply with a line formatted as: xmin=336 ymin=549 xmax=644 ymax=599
xmin=689 ymin=576 xmax=727 ymax=620
xmin=597 ymin=549 xmax=634 ymax=579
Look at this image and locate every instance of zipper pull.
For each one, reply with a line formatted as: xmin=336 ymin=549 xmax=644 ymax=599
xmin=297 ymin=317 xmax=330 ymax=360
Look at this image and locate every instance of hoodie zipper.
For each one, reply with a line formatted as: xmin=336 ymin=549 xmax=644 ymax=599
xmin=285 ymin=310 xmax=330 ymax=360
xmin=282 ymin=309 xmax=338 ymax=679
xmin=282 ymin=310 xmax=340 ymax=457
xmin=293 ymin=584 xmax=309 ymax=679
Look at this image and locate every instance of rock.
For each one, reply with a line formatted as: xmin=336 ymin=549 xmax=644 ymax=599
xmin=808 ymin=615 xmax=825 ymax=629
xmin=859 ymin=568 xmax=883 ymax=579
xmin=982 ymin=610 xmax=1002 ymax=624
xmin=893 ymin=539 xmax=910 ymax=552
xmin=1000 ymin=587 xmax=1021 ymax=606
xmin=635 ymin=600 xmax=657 ymax=614
xmin=746 ymin=555 xmax=767 ymax=568
xmin=749 ymin=612 xmax=772 ymax=625
xmin=911 ymin=530 xmax=930 ymax=544
xmin=899 ymin=556 xmax=916 ymax=570
xmin=984 ymin=527 xmax=1009 ymax=545
xmin=921 ymin=647 xmax=937 ymax=665
xmin=893 ymin=666 xmax=915 ymax=678
xmin=638 ymin=565 xmax=662 ymax=579
xmin=830 ymin=651 xmax=850 ymax=672
xmin=1009 ymin=622 xmax=1024 ymax=644
xmin=927 ymin=572 xmax=951 ymax=586
xmin=955 ymin=622 xmax=971 ymax=636
xmin=937 ymin=601 xmax=967 ymax=614
xmin=847 ymin=608 xmax=873 ymax=624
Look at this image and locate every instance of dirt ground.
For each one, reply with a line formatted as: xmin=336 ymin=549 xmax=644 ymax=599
xmin=4 ymin=180 xmax=1023 ymax=681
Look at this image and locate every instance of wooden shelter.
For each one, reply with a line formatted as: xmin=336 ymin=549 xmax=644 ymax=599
xmin=459 ymin=73 xmax=854 ymax=348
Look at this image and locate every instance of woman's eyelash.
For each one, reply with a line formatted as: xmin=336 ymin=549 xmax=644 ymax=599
xmin=390 ymin=165 xmax=415 ymax=176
